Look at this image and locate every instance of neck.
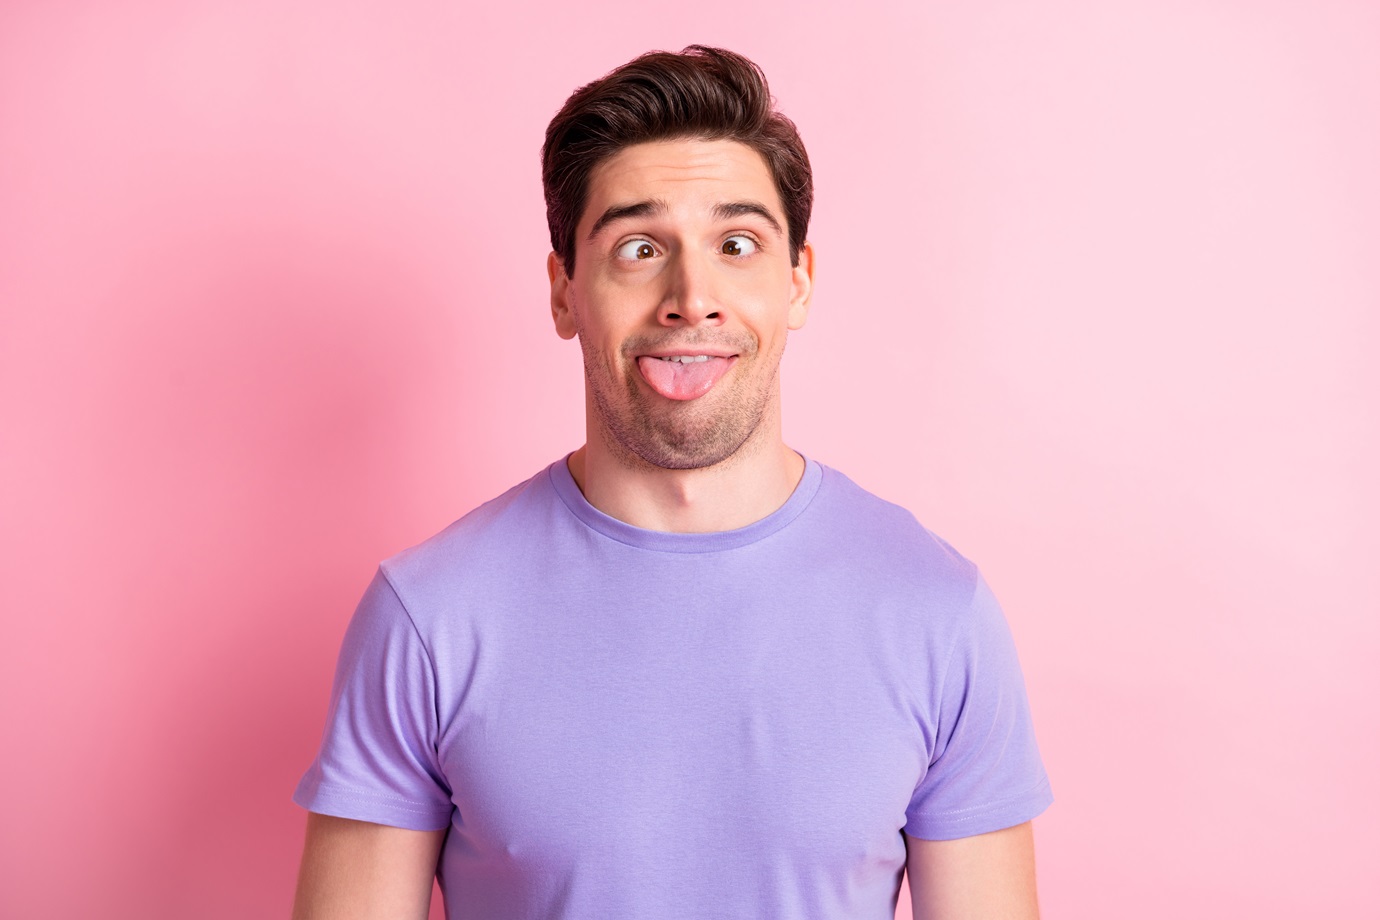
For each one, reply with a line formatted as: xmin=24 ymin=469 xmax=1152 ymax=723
xmin=566 ymin=407 xmax=805 ymax=534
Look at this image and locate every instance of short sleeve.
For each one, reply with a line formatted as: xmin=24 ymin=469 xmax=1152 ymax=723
xmin=904 ymin=573 xmax=1053 ymax=840
xmin=293 ymin=568 xmax=454 ymax=831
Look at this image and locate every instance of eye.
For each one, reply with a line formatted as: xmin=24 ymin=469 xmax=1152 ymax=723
xmin=721 ymin=235 xmax=757 ymax=257
xmin=616 ymin=239 xmax=658 ymax=260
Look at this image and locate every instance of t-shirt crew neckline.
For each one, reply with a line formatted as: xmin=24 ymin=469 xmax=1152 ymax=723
xmin=547 ymin=452 xmax=824 ymax=554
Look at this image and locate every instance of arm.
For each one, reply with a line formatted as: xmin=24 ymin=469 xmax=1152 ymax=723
xmin=292 ymin=813 xmax=447 ymax=920
xmin=904 ymin=821 xmax=1040 ymax=920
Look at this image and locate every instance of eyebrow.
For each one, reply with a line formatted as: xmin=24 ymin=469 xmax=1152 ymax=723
xmin=586 ymin=198 xmax=784 ymax=240
xmin=588 ymin=199 xmax=668 ymax=240
xmin=712 ymin=200 xmax=783 ymax=236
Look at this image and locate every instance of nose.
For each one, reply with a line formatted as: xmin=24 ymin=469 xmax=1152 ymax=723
xmin=657 ymin=249 xmax=725 ymax=327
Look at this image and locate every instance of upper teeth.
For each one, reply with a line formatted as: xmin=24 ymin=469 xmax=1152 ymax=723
xmin=661 ymin=355 xmax=711 ymax=363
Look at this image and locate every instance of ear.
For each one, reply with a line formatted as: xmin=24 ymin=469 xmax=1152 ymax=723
xmin=548 ymin=251 xmax=578 ymax=340
xmin=786 ymin=241 xmax=815 ymax=331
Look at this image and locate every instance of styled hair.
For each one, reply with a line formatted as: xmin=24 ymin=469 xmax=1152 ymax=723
xmin=542 ymin=45 xmax=812 ymax=276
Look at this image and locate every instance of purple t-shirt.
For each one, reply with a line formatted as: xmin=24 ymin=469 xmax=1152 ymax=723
xmin=295 ymin=457 xmax=1052 ymax=919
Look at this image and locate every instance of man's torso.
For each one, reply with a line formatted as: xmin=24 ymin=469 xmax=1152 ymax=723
xmin=295 ymin=457 xmax=1051 ymax=919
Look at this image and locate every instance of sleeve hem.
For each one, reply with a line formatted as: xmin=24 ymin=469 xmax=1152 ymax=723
xmin=293 ymin=782 xmax=452 ymax=833
xmin=903 ymin=774 xmax=1053 ymax=841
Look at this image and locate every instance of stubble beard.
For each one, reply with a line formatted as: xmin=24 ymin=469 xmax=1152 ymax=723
xmin=579 ymin=332 xmax=783 ymax=472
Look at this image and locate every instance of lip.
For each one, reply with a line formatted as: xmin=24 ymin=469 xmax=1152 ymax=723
xmin=637 ymin=348 xmax=739 ymax=359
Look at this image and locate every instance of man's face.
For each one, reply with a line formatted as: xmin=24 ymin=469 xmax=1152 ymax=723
xmin=548 ymin=137 xmax=814 ymax=471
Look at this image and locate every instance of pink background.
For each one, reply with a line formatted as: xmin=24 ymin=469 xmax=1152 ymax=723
xmin=3 ymin=2 xmax=1377 ymax=917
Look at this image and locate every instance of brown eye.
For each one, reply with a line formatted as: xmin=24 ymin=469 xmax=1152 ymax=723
xmin=721 ymin=236 xmax=756 ymax=256
xmin=615 ymin=240 xmax=658 ymax=260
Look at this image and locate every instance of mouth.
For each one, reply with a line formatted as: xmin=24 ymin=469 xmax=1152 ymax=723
xmin=636 ymin=353 xmax=738 ymax=401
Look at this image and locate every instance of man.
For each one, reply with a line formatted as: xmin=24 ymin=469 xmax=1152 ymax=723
xmin=292 ymin=46 xmax=1051 ymax=920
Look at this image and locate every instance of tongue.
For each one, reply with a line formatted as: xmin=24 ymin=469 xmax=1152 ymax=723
xmin=637 ymin=356 xmax=733 ymax=401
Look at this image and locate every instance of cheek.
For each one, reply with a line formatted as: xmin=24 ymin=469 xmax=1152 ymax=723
xmin=743 ymin=280 xmax=797 ymax=338
xmin=570 ymin=302 xmax=628 ymax=371
xmin=737 ymin=264 xmax=793 ymax=303
xmin=576 ymin=280 xmax=644 ymax=332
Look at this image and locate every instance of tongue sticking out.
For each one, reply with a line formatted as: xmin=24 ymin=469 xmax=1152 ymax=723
xmin=637 ymin=356 xmax=734 ymax=401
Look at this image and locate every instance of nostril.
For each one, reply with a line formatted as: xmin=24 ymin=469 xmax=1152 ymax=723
xmin=706 ymin=312 xmax=720 ymax=319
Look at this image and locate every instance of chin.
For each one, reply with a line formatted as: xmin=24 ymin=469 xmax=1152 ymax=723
xmin=620 ymin=408 xmax=763 ymax=471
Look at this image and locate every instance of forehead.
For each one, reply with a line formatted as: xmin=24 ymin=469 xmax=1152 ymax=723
xmin=580 ymin=138 xmax=781 ymax=231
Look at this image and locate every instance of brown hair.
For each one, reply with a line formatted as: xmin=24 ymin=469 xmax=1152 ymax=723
xmin=542 ymin=45 xmax=812 ymax=276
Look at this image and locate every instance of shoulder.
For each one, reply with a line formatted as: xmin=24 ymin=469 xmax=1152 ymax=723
xmin=375 ymin=461 xmax=566 ymax=614
xmin=810 ymin=462 xmax=980 ymax=602
xmin=798 ymin=463 xmax=1004 ymax=706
